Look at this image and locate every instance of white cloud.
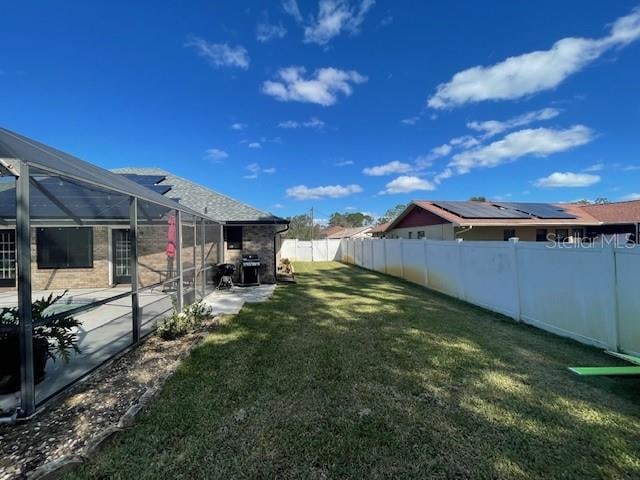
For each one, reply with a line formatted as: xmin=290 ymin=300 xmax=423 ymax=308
xmin=248 ymin=142 xmax=262 ymax=149
xmin=257 ymin=20 xmax=287 ymax=42
xmin=262 ymin=66 xmax=367 ymax=106
xmin=621 ymin=193 xmax=640 ymax=201
xmin=231 ymin=123 xmax=247 ymax=130
xmin=301 ymin=0 xmax=376 ymax=45
xmin=534 ymin=171 xmax=601 ymax=188
xmin=278 ymin=117 xmax=325 ymax=129
xmin=272 ymin=203 xmax=285 ymax=209
xmin=283 ymin=0 xmax=303 ymax=23
xmin=335 ymin=160 xmax=354 ymax=166
xmin=244 ymin=163 xmax=276 ymax=179
xmin=428 ymin=7 xmax=640 ymax=108
xmin=185 ymin=37 xmax=249 ymax=69
xmin=363 ymin=160 xmax=412 ymax=176
xmin=381 ymin=176 xmax=436 ymax=194
xmin=467 ymin=108 xmax=560 ymax=138
xmin=205 ymin=148 xmax=229 ymax=161
xmin=286 ymin=183 xmax=363 ymax=200
xmin=449 ymin=135 xmax=480 ymax=149
xmin=401 ymin=116 xmax=420 ymax=125
xmin=583 ymin=162 xmax=604 ymax=172
xmin=448 ymin=125 xmax=594 ymax=175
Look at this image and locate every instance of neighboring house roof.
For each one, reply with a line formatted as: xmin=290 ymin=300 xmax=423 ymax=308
xmin=319 ymin=225 xmax=345 ymax=237
xmin=579 ymin=200 xmax=640 ymax=224
xmin=370 ymin=222 xmax=390 ymax=233
xmin=0 ymin=128 xmax=202 ymax=217
xmin=112 ymin=167 xmax=287 ymax=225
xmin=387 ymin=200 xmax=600 ymax=230
xmin=326 ymin=226 xmax=373 ymax=238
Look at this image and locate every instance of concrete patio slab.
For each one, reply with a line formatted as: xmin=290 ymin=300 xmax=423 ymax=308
xmin=202 ymin=285 xmax=276 ymax=315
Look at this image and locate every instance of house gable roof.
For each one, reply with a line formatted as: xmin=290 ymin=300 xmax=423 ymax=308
xmin=387 ymin=200 xmax=600 ymax=230
xmin=326 ymin=226 xmax=372 ymax=238
xmin=112 ymin=167 xmax=287 ymax=225
xmin=579 ymin=200 xmax=640 ymax=224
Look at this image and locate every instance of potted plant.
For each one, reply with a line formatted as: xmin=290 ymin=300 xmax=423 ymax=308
xmin=0 ymin=292 xmax=81 ymax=394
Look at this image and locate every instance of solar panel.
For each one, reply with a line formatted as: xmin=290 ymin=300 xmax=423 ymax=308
xmin=433 ymin=201 xmax=531 ymax=219
xmin=495 ymin=202 xmax=577 ymax=219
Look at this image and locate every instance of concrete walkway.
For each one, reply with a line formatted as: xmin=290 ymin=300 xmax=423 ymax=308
xmin=202 ymin=284 xmax=276 ymax=315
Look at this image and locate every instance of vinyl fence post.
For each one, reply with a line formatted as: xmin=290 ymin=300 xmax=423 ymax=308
xmin=456 ymin=238 xmax=466 ymax=300
xmin=383 ymin=238 xmax=388 ymax=274
xmin=399 ymin=238 xmax=405 ymax=279
xmin=604 ymin=242 xmax=620 ymax=351
xmin=370 ymin=238 xmax=375 ymax=271
xmin=423 ymin=238 xmax=430 ymax=287
xmin=509 ymin=237 xmax=522 ymax=322
xmin=294 ymin=238 xmax=299 ymax=262
xmin=326 ymin=238 xmax=330 ymax=261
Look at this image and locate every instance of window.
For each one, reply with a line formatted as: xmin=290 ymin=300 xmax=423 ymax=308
xmin=37 ymin=227 xmax=93 ymax=269
xmin=536 ymin=229 xmax=548 ymax=242
xmin=572 ymin=228 xmax=583 ymax=240
xmin=408 ymin=232 xmax=413 ymax=239
xmin=417 ymin=231 xmax=425 ymax=239
xmin=503 ymin=229 xmax=516 ymax=241
xmin=0 ymin=230 xmax=16 ymax=286
xmin=555 ymin=228 xmax=569 ymax=242
xmin=225 ymin=226 xmax=243 ymax=250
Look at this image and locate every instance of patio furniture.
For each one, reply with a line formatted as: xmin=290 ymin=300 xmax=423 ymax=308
xmin=568 ymin=350 xmax=640 ymax=376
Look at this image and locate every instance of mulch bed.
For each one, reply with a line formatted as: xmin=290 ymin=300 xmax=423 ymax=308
xmin=0 ymin=317 xmax=220 ymax=480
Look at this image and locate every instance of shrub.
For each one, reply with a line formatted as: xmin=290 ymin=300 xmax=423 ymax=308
xmin=156 ymin=302 xmax=213 ymax=341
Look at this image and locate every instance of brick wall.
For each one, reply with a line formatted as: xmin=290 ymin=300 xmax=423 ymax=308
xmin=224 ymin=225 xmax=278 ymax=284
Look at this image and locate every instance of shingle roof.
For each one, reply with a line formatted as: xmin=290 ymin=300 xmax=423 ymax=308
xmin=579 ymin=200 xmax=640 ymax=224
xmin=370 ymin=222 xmax=390 ymax=233
xmin=326 ymin=226 xmax=372 ymax=238
xmin=112 ymin=167 xmax=287 ymax=224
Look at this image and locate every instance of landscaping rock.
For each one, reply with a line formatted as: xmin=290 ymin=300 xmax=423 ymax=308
xmin=0 ymin=316 xmax=221 ymax=479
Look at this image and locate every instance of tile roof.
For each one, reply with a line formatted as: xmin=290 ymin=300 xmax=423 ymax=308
xmin=579 ymin=200 xmax=640 ymax=224
xmin=112 ymin=168 xmax=287 ymax=224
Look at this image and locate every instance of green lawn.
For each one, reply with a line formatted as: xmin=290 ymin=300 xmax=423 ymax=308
xmin=69 ymin=262 xmax=640 ymax=479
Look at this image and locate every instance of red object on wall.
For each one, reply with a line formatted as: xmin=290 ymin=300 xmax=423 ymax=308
xmin=394 ymin=205 xmax=450 ymax=229
xmin=166 ymin=211 xmax=176 ymax=258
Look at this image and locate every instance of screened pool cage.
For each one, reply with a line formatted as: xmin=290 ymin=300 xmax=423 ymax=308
xmin=0 ymin=128 xmax=222 ymax=417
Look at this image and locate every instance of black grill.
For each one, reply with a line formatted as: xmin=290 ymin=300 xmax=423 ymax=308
xmin=241 ymin=254 xmax=261 ymax=285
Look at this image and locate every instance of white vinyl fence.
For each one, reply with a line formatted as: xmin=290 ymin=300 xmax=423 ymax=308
xmin=281 ymin=238 xmax=342 ymax=262
xmin=339 ymin=237 xmax=640 ymax=356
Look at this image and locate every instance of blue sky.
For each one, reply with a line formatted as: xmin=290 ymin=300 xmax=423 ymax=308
xmin=2 ymin=1 xmax=640 ymax=222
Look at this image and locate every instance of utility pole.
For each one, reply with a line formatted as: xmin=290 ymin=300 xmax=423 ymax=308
xmin=309 ymin=207 xmax=314 ymax=241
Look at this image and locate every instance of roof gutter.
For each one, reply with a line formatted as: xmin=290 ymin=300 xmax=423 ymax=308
xmin=274 ymin=223 xmax=290 ymax=280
